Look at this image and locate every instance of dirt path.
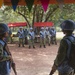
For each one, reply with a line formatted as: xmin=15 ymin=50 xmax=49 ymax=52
xmin=9 ymin=43 xmax=59 ymax=75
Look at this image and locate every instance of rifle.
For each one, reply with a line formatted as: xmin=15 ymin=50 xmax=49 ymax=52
xmin=4 ymin=44 xmax=17 ymax=75
xmin=11 ymin=62 xmax=17 ymax=75
xmin=49 ymin=69 xmax=55 ymax=75
xmin=49 ymin=65 xmax=57 ymax=75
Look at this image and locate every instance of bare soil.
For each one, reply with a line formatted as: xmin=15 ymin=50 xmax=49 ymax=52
xmin=9 ymin=43 xmax=59 ymax=75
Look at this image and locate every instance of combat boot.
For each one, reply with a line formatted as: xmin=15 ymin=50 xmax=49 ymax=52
xmin=29 ymin=46 xmax=31 ymax=49
xmin=49 ymin=44 xmax=50 ymax=46
xmin=18 ymin=44 xmax=20 ymax=47
xmin=44 ymin=45 xmax=46 ymax=48
xmin=33 ymin=46 xmax=35 ymax=49
xmin=40 ymin=45 xmax=42 ymax=48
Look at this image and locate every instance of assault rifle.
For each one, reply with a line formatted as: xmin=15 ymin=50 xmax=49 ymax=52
xmin=49 ymin=69 xmax=55 ymax=75
xmin=49 ymin=65 xmax=57 ymax=75
xmin=4 ymin=44 xmax=17 ymax=75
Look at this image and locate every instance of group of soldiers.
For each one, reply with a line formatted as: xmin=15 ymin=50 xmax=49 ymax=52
xmin=0 ymin=20 xmax=75 ymax=75
xmin=17 ymin=26 xmax=57 ymax=49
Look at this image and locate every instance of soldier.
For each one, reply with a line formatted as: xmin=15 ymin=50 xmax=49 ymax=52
xmin=8 ymin=28 xmax=13 ymax=43
xmin=28 ymin=27 xmax=35 ymax=49
xmin=24 ymin=28 xmax=28 ymax=45
xmin=50 ymin=20 xmax=75 ymax=75
xmin=17 ymin=27 xmax=25 ymax=47
xmin=39 ymin=27 xmax=46 ymax=48
xmin=0 ymin=23 xmax=16 ymax=75
xmin=45 ymin=27 xmax=51 ymax=46
xmin=50 ymin=27 xmax=57 ymax=45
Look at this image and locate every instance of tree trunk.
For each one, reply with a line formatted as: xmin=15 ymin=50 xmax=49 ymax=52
xmin=17 ymin=12 xmax=31 ymax=27
xmin=40 ymin=9 xmax=44 ymax=22
xmin=32 ymin=5 xmax=37 ymax=28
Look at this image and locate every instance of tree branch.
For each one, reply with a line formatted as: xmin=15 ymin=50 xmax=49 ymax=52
xmin=16 ymin=11 xmax=31 ymax=27
xmin=44 ymin=6 xmax=59 ymax=22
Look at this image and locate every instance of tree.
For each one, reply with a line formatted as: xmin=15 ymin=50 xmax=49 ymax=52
xmin=1 ymin=4 xmax=75 ymax=28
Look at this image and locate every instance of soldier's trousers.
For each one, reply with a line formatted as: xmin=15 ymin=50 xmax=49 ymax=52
xmin=40 ymin=38 xmax=46 ymax=46
xmin=28 ymin=39 xmax=35 ymax=47
xmin=19 ymin=38 xmax=24 ymax=46
xmin=51 ymin=35 xmax=57 ymax=44
xmin=8 ymin=36 xmax=13 ymax=43
xmin=46 ymin=36 xmax=51 ymax=45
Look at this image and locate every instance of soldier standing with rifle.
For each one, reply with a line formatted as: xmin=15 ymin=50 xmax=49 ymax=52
xmin=45 ymin=27 xmax=51 ymax=46
xmin=17 ymin=27 xmax=25 ymax=47
xmin=28 ymin=27 xmax=35 ymax=49
xmin=0 ymin=23 xmax=17 ymax=75
xmin=49 ymin=20 xmax=75 ymax=75
xmin=39 ymin=27 xmax=46 ymax=48
xmin=4 ymin=44 xmax=17 ymax=75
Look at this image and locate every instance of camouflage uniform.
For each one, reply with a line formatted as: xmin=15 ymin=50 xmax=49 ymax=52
xmin=45 ymin=27 xmax=51 ymax=46
xmin=40 ymin=27 xmax=46 ymax=48
xmin=51 ymin=20 xmax=75 ymax=75
xmin=24 ymin=28 xmax=28 ymax=44
xmin=54 ymin=35 xmax=75 ymax=75
xmin=0 ymin=23 xmax=12 ymax=75
xmin=50 ymin=27 xmax=57 ymax=45
xmin=8 ymin=28 xmax=13 ymax=43
xmin=0 ymin=40 xmax=11 ymax=75
xmin=28 ymin=27 xmax=35 ymax=49
xmin=17 ymin=27 xmax=25 ymax=47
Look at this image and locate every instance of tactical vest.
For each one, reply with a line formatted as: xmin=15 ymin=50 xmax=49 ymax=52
xmin=0 ymin=39 xmax=11 ymax=75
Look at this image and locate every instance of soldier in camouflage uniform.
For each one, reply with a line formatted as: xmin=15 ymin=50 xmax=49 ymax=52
xmin=45 ymin=27 xmax=51 ymax=46
xmin=39 ymin=27 xmax=46 ymax=48
xmin=50 ymin=20 xmax=75 ymax=75
xmin=17 ymin=27 xmax=25 ymax=47
xmin=50 ymin=27 xmax=57 ymax=45
xmin=0 ymin=23 xmax=13 ymax=75
xmin=28 ymin=27 xmax=35 ymax=49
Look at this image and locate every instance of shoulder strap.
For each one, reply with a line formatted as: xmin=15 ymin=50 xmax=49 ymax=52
xmin=0 ymin=39 xmax=5 ymax=47
xmin=65 ymin=39 xmax=71 ymax=59
xmin=65 ymin=36 xmax=75 ymax=59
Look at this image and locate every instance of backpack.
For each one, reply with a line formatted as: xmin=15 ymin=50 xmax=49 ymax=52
xmin=66 ymin=36 xmax=75 ymax=70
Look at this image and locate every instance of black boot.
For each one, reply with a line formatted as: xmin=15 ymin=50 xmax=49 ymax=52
xmin=49 ymin=44 xmax=50 ymax=46
xmin=55 ymin=42 xmax=57 ymax=45
xmin=22 ymin=45 xmax=24 ymax=47
xmin=29 ymin=46 xmax=31 ymax=49
xmin=18 ymin=44 xmax=20 ymax=47
xmin=33 ymin=46 xmax=35 ymax=49
xmin=40 ymin=45 xmax=41 ymax=48
xmin=44 ymin=45 xmax=46 ymax=48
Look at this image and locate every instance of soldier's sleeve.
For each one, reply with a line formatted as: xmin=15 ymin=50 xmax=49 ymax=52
xmin=0 ymin=44 xmax=10 ymax=62
xmin=54 ymin=39 xmax=68 ymax=67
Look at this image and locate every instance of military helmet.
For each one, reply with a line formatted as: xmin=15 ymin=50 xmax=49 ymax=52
xmin=0 ymin=23 xmax=9 ymax=34
xmin=41 ymin=27 xmax=44 ymax=30
xmin=60 ymin=20 xmax=75 ymax=30
xmin=46 ymin=27 xmax=48 ymax=30
xmin=30 ymin=27 xmax=33 ymax=30
xmin=19 ymin=26 xmax=23 ymax=29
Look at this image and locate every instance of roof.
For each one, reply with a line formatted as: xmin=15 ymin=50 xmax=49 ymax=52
xmin=8 ymin=22 xmax=27 ymax=27
xmin=34 ymin=22 xmax=54 ymax=27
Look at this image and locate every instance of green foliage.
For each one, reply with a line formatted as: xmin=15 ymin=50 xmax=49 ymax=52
xmin=0 ymin=4 xmax=75 ymax=28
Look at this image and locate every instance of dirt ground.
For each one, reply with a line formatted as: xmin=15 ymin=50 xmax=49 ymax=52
xmin=9 ymin=43 xmax=59 ymax=75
